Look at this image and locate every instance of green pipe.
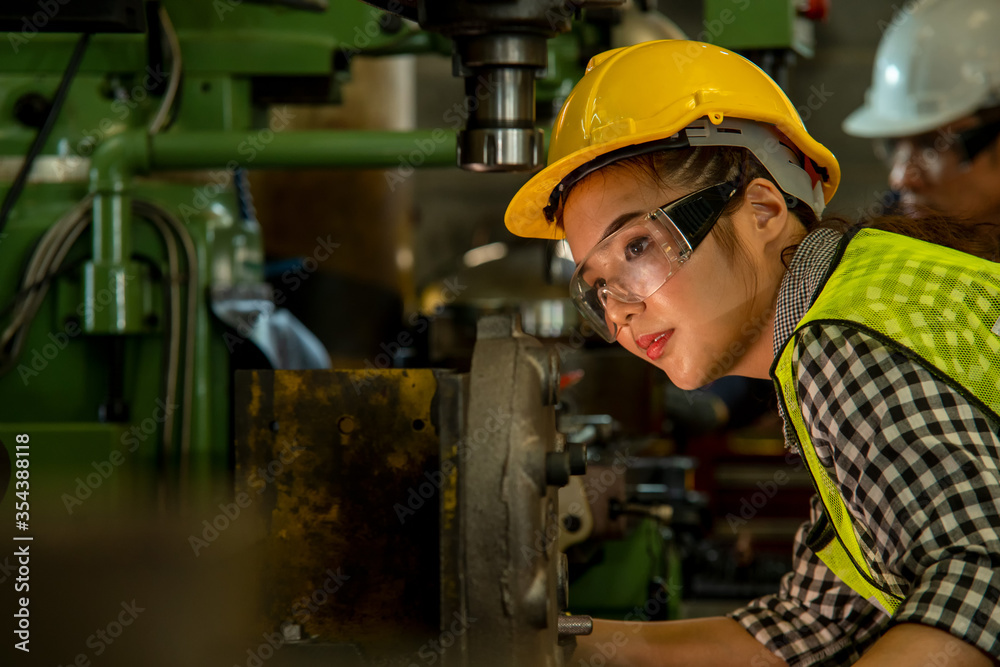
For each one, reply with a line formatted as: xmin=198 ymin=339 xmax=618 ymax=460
xmin=81 ymin=127 xmax=460 ymax=334
xmin=91 ymin=193 xmax=126 ymax=263
xmin=85 ymin=132 xmax=152 ymax=334
xmin=89 ymin=131 xmax=151 ymax=192
xmin=89 ymin=132 xmax=151 ymax=264
xmin=150 ymin=129 xmax=459 ymax=170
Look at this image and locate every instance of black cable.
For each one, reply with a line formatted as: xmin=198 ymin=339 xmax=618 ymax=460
xmin=0 ymin=32 xmax=91 ymax=238
xmin=0 ymin=257 xmax=87 ymax=322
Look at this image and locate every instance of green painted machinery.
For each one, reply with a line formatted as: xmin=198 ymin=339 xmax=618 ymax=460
xmin=0 ymin=0 xmax=463 ymax=510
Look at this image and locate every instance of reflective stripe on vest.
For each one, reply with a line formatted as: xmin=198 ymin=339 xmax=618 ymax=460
xmin=773 ymin=228 xmax=1000 ymax=616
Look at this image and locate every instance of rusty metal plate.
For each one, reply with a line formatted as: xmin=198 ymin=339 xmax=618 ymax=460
xmin=235 ymin=369 xmax=444 ymax=643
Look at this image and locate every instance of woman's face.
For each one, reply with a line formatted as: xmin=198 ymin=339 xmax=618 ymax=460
xmin=563 ymin=168 xmax=780 ymax=390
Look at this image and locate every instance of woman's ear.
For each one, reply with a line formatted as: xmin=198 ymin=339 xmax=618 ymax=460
xmin=742 ymin=178 xmax=788 ymax=241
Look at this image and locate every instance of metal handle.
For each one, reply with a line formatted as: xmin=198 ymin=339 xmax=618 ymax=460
xmin=557 ymin=615 xmax=594 ymax=636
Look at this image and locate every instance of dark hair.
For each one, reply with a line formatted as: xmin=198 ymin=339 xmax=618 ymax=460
xmin=802 ymin=211 xmax=1000 ymax=263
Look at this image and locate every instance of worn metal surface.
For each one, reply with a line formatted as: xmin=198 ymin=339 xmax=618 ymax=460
xmin=234 ymin=368 xmax=444 ymax=644
xmin=441 ymin=314 xmax=577 ymax=667
xmin=235 ymin=317 xmax=588 ymax=665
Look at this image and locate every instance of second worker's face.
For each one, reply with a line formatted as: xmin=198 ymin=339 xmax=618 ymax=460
xmin=883 ymin=116 xmax=1000 ymax=222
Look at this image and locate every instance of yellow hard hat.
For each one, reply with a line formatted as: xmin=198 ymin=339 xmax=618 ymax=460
xmin=505 ymin=40 xmax=840 ymax=240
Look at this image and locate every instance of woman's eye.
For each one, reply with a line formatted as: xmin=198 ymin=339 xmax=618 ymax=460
xmin=624 ymin=236 xmax=651 ymax=259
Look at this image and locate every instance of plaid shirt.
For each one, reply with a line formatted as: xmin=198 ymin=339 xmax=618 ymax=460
xmin=728 ymin=228 xmax=1000 ymax=665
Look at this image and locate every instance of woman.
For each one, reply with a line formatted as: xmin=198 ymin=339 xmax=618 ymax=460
xmin=505 ymin=41 xmax=1000 ymax=666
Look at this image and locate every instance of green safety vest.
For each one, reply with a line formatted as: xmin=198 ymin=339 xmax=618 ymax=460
xmin=772 ymin=228 xmax=1000 ymax=615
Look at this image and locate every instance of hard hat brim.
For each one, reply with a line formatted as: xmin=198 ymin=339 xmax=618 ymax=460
xmin=842 ymin=101 xmax=982 ymax=139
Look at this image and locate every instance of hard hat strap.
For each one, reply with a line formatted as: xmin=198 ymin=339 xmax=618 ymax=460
xmin=544 ymin=117 xmax=825 ymax=224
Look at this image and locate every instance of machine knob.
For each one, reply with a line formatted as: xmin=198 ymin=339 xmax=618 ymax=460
xmin=13 ymin=92 xmax=52 ymax=129
xmin=546 ymin=451 xmax=571 ymax=487
xmin=567 ymin=442 xmax=587 ymax=476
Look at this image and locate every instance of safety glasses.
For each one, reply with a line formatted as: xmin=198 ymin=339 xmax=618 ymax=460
xmin=569 ymin=181 xmax=738 ymax=342
xmin=873 ymin=116 xmax=1000 ymax=169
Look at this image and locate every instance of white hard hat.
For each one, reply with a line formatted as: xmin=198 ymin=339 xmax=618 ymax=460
xmin=843 ymin=0 xmax=1000 ymax=138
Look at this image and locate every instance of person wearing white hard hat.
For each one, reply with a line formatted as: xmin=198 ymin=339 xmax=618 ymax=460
xmin=843 ymin=0 xmax=1000 ymax=222
xmin=507 ymin=38 xmax=1000 ymax=667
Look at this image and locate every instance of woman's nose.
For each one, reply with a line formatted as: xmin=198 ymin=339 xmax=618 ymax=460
xmin=603 ymin=295 xmax=644 ymax=332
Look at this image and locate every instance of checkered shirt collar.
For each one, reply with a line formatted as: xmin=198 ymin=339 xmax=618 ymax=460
xmin=772 ymin=227 xmax=845 ymax=357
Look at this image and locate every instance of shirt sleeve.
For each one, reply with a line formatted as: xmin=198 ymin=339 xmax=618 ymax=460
xmin=792 ymin=323 xmax=1000 ymax=660
xmin=728 ymin=494 xmax=887 ymax=666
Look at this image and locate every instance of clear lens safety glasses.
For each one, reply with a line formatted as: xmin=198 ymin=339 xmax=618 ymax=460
xmin=873 ymin=117 xmax=1000 ymax=171
xmin=569 ymin=182 xmax=737 ymax=343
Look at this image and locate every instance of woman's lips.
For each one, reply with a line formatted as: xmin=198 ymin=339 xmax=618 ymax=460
xmin=636 ymin=330 xmax=673 ymax=361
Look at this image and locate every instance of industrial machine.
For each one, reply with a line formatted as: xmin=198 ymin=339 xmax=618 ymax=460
xmin=236 ymin=315 xmax=591 ymax=665
xmin=0 ymin=0 xmax=827 ymax=664
xmin=0 ymin=1 xmax=615 ymax=663
xmin=0 ymin=0 xmax=631 ymax=499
